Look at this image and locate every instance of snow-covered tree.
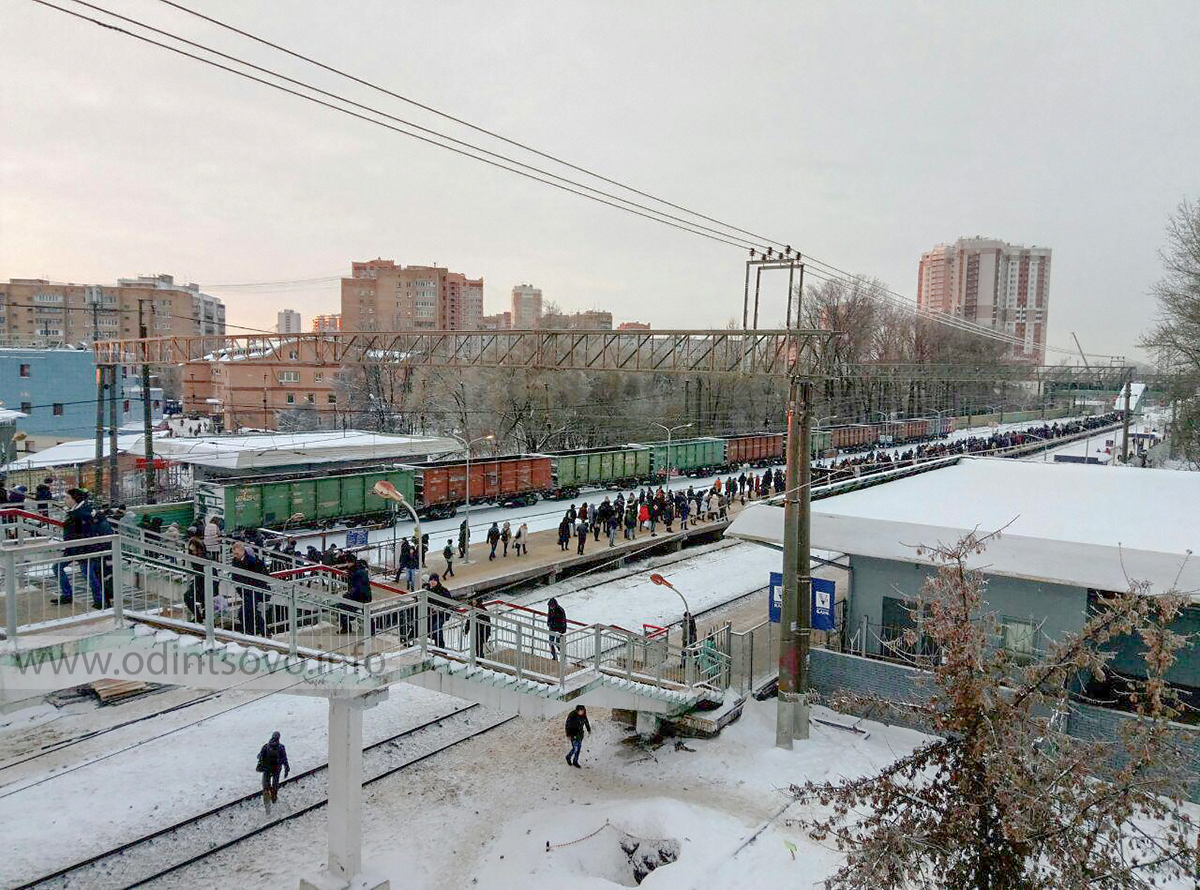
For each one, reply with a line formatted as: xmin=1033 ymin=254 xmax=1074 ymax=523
xmin=794 ymin=530 xmax=1198 ymax=889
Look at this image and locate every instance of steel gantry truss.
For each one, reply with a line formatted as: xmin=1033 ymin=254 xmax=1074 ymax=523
xmin=91 ymin=329 xmax=1136 ymax=392
xmin=93 ymin=328 xmax=836 ymax=378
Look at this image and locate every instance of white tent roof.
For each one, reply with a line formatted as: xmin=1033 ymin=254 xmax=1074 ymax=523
xmin=727 ymin=458 xmax=1200 ymax=596
xmin=3 ymin=434 xmax=146 ymax=471
xmin=153 ymin=431 xmax=458 ymax=470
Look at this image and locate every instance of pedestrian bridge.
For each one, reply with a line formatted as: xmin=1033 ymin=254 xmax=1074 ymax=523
xmin=0 ymin=508 xmax=732 ymax=889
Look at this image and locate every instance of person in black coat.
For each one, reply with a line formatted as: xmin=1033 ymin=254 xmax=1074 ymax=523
xmin=423 ymin=574 xmax=450 ymax=648
xmin=53 ymin=488 xmax=103 ymax=607
xmin=257 ymin=731 xmax=290 ymax=813
xmin=471 ymin=596 xmax=491 ymax=659
xmin=547 ymin=597 xmax=568 ymax=660
xmin=342 ymin=558 xmax=372 ymax=633
xmin=565 ymin=704 xmax=591 ymax=767
xmin=487 ymin=522 xmax=501 ymax=560
xmin=231 ymin=542 xmax=270 ymax=636
xmin=35 ymin=477 xmax=53 ymax=516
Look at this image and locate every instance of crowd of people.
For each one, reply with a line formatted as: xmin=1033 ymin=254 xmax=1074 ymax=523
xmin=813 ymin=412 xmax=1126 ymax=482
xmin=550 ymin=468 xmax=787 ymax=557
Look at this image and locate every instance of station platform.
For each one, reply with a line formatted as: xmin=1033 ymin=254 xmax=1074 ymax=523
xmin=399 ymin=499 xmax=756 ymax=598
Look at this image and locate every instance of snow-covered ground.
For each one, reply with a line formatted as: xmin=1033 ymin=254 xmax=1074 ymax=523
xmin=162 ymin=699 xmax=933 ymax=889
xmin=503 ymin=541 xmax=781 ymax=631
xmin=0 ymin=683 xmax=464 ymax=884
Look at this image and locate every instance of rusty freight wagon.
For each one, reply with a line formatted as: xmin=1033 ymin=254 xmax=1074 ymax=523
xmin=408 ymin=454 xmax=553 ymax=516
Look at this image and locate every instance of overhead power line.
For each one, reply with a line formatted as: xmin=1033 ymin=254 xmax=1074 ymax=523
xmin=27 ymin=0 xmax=1110 ymax=358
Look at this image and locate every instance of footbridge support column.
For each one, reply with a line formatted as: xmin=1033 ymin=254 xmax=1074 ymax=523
xmin=301 ymin=689 xmax=390 ymax=890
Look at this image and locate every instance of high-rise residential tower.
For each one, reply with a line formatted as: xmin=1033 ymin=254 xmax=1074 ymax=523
xmin=510 ymin=284 xmax=543 ymax=329
xmin=277 ymin=309 xmax=302 ymax=334
xmin=340 ymin=258 xmax=484 ymax=331
xmin=917 ymin=237 xmax=1051 ymax=363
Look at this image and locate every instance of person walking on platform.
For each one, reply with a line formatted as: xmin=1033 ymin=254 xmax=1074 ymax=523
xmin=565 ymin=704 xmax=591 ymax=768
xmin=501 ymin=520 xmax=512 ymax=557
xmin=257 ymin=731 xmax=290 ymax=814
xmin=515 ymin=522 xmax=528 ymax=556
xmin=558 ymin=514 xmax=572 ymax=551
xmin=458 ymin=519 xmax=469 ymax=559
xmin=624 ymin=505 xmax=637 ymax=540
xmin=487 ymin=522 xmax=501 ymax=560
xmin=547 ymin=597 xmax=567 ymax=660
xmin=442 ymin=540 xmax=456 ymax=578
xmin=575 ymin=517 xmax=588 ymax=555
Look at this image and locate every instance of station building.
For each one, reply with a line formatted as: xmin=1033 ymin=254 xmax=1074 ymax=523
xmin=729 ymin=458 xmax=1200 ymax=693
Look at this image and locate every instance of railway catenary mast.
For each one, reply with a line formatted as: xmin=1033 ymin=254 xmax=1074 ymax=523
xmin=95 ymin=326 xmax=1135 ymax=750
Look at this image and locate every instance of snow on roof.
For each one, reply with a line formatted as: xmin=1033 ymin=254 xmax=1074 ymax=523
xmin=1114 ymin=382 xmax=1147 ymax=411
xmin=727 ymin=458 xmax=1200 ymax=596
xmin=3 ymin=434 xmax=146 ymax=471
xmin=153 ymin=431 xmax=458 ymax=470
xmin=0 ymin=408 xmax=28 ymax=422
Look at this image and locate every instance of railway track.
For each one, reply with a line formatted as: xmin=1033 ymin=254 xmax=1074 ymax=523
xmin=18 ymin=703 xmax=516 ymax=889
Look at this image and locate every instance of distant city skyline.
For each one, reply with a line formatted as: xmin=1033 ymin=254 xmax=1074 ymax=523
xmin=3 ymin=3 xmax=1198 ymax=359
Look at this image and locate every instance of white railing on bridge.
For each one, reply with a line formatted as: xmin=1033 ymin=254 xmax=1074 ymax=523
xmin=3 ymin=519 xmax=731 ymax=700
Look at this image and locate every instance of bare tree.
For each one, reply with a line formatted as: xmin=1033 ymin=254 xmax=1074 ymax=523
xmin=794 ymin=531 xmax=1198 ymax=889
xmin=1141 ymin=199 xmax=1200 ymax=465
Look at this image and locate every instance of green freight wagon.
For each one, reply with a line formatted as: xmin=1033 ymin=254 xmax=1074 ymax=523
xmin=195 ymin=467 xmax=416 ymax=532
xmin=549 ymin=445 xmax=651 ymax=494
xmin=646 ymin=437 xmax=726 ymax=477
xmin=811 ymin=427 xmax=833 ymax=457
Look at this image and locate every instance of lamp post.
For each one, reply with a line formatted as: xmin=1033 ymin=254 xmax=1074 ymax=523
xmin=650 ymin=422 xmax=692 ymax=489
xmin=394 ymin=493 xmax=422 ymax=570
xmin=649 ymin=572 xmax=691 ymax=614
xmin=372 ymin=481 xmax=422 ymax=572
xmin=447 ymin=433 xmax=493 ymax=565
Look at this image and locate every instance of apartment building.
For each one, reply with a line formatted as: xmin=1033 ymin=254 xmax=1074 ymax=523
xmin=182 ymin=338 xmax=339 ymax=432
xmin=917 ymin=237 xmax=1051 ymax=363
xmin=539 ymin=310 xmax=614 ymax=330
xmin=312 ymin=313 xmax=342 ymax=332
xmin=277 ymin=309 xmax=302 ymax=334
xmin=340 ymin=258 xmax=484 ymax=331
xmin=481 ymin=311 xmax=512 ymax=331
xmin=511 ymin=284 xmax=542 ymax=329
xmin=0 ymin=273 xmax=225 ymax=345
xmin=0 ymin=347 xmax=163 ymax=451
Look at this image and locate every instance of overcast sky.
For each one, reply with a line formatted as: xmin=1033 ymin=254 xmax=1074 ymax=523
xmin=2 ymin=1 xmax=1198 ymax=360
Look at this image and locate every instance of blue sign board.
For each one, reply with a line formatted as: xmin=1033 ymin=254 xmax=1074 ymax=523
xmin=345 ymin=529 xmax=369 ymax=549
xmin=769 ymin=572 xmax=836 ymax=631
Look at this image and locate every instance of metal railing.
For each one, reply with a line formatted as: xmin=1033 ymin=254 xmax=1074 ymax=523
xmin=4 ymin=522 xmax=732 ymax=700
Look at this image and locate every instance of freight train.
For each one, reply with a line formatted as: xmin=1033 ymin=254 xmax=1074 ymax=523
xmin=198 ymin=418 xmax=952 ymax=532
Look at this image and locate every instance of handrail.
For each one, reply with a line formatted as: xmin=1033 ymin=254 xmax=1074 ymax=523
xmin=0 ymin=507 xmax=64 ymax=527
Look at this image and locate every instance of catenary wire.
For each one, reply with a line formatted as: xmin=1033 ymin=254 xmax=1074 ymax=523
xmin=30 ymin=0 xmax=752 ymax=251
xmin=30 ymin=0 xmax=1108 ymax=359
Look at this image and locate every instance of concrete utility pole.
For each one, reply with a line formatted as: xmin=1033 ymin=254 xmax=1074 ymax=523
xmin=1121 ymin=379 xmax=1132 ymax=464
xmin=107 ymin=366 xmax=119 ymax=504
xmin=138 ymin=301 xmax=156 ymax=503
xmin=777 ymin=373 xmax=813 ymax=748
xmin=94 ymin=366 xmax=105 ymax=496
